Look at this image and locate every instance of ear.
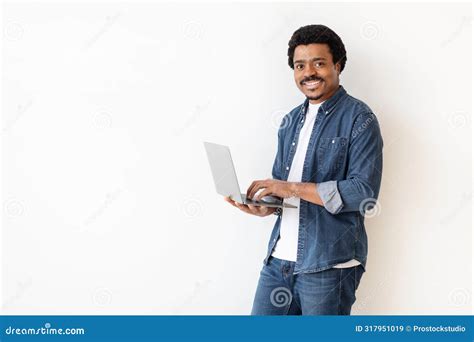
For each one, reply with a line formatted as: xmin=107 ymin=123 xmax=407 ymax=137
xmin=335 ymin=62 xmax=341 ymax=75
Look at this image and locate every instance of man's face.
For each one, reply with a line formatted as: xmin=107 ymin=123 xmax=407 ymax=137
xmin=293 ymin=43 xmax=341 ymax=104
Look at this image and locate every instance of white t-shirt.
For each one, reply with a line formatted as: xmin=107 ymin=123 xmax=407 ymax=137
xmin=271 ymin=101 xmax=360 ymax=269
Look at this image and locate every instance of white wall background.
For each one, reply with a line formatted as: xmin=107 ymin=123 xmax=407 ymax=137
xmin=2 ymin=2 xmax=472 ymax=315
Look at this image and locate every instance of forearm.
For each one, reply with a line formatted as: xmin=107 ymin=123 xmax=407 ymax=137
xmin=290 ymin=182 xmax=324 ymax=206
xmin=290 ymin=178 xmax=380 ymax=215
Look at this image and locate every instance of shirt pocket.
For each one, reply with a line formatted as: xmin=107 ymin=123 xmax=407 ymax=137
xmin=317 ymin=137 xmax=348 ymax=174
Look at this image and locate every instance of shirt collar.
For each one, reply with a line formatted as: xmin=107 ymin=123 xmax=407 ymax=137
xmin=299 ymin=85 xmax=347 ymax=117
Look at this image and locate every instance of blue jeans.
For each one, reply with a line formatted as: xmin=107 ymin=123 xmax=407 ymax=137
xmin=251 ymin=256 xmax=364 ymax=315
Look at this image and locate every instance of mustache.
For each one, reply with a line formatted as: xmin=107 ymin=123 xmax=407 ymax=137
xmin=301 ymin=76 xmax=323 ymax=85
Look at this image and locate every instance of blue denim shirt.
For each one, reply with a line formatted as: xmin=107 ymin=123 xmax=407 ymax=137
xmin=265 ymin=85 xmax=383 ymax=274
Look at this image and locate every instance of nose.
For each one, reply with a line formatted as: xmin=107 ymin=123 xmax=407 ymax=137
xmin=303 ymin=64 xmax=317 ymax=79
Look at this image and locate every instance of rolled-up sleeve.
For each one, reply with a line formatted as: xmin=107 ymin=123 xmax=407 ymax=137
xmin=317 ymin=180 xmax=344 ymax=214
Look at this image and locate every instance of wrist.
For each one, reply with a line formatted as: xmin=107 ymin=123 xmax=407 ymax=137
xmin=289 ymin=182 xmax=301 ymax=198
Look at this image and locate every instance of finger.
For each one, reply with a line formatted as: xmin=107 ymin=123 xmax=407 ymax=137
xmin=252 ymin=204 xmax=267 ymax=211
xmin=248 ymin=180 xmax=260 ymax=199
xmin=250 ymin=179 xmax=274 ymax=199
xmin=248 ymin=181 xmax=264 ymax=199
xmin=246 ymin=181 xmax=257 ymax=199
xmin=247 ymin=204 xmax=262 ymax=213
xmin=255 ymin=188 xmax=273 ymax=201
xmin=224 ymin=196 xmax=237 ymax=207
xmin=246 ymin=204 xmax=257 ymax=213
xmin=258 ymin=205 xmax=273 ymax=216
xmin=235 ymin=202 xmax=252 ymax=214
xmin=249 ymin=204 xmax=270 ymax=216
xmin=247 ymin=181 xmax=262 ymax=199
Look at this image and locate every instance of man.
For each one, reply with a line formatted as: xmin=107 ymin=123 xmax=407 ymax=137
xmin=225 ymin=24 xmax=383 ymax=315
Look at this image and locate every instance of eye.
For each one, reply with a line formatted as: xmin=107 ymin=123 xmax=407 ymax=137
xmin=315 ymin=62 xmax=324 ymax=68
xmin=295 ymin=64 xmax=304 ymax=70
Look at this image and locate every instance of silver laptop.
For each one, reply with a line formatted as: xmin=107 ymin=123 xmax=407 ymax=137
xmin=203 ymin=142 xmax=297 ymax=209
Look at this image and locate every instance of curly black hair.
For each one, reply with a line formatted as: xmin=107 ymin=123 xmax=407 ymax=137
xmin=287 ymin=25 xmax=347 ymax=72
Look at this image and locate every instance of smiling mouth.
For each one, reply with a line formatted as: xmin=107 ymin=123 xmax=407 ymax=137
xmin=302 ymin=79 xmax=323 ymax=90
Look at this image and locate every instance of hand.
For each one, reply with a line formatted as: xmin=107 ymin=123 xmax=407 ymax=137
xmin=247 ymin=179 xmax=298 ymax=201
xmin=224 ymin=196 xmax=276 ymax=217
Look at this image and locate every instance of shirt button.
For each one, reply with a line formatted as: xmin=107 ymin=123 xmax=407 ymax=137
xmin=332 ymin=139 xmax=335 ymax=143
xmin=286 ymin=166 xmax=289 ymax=170
xmin=300 ymin=119 xmax=304 ymax=123
xmin=325 ymin=111 xmax=329 ymax=114
xmin=292 ymin=142 xmax=295 ymax=146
